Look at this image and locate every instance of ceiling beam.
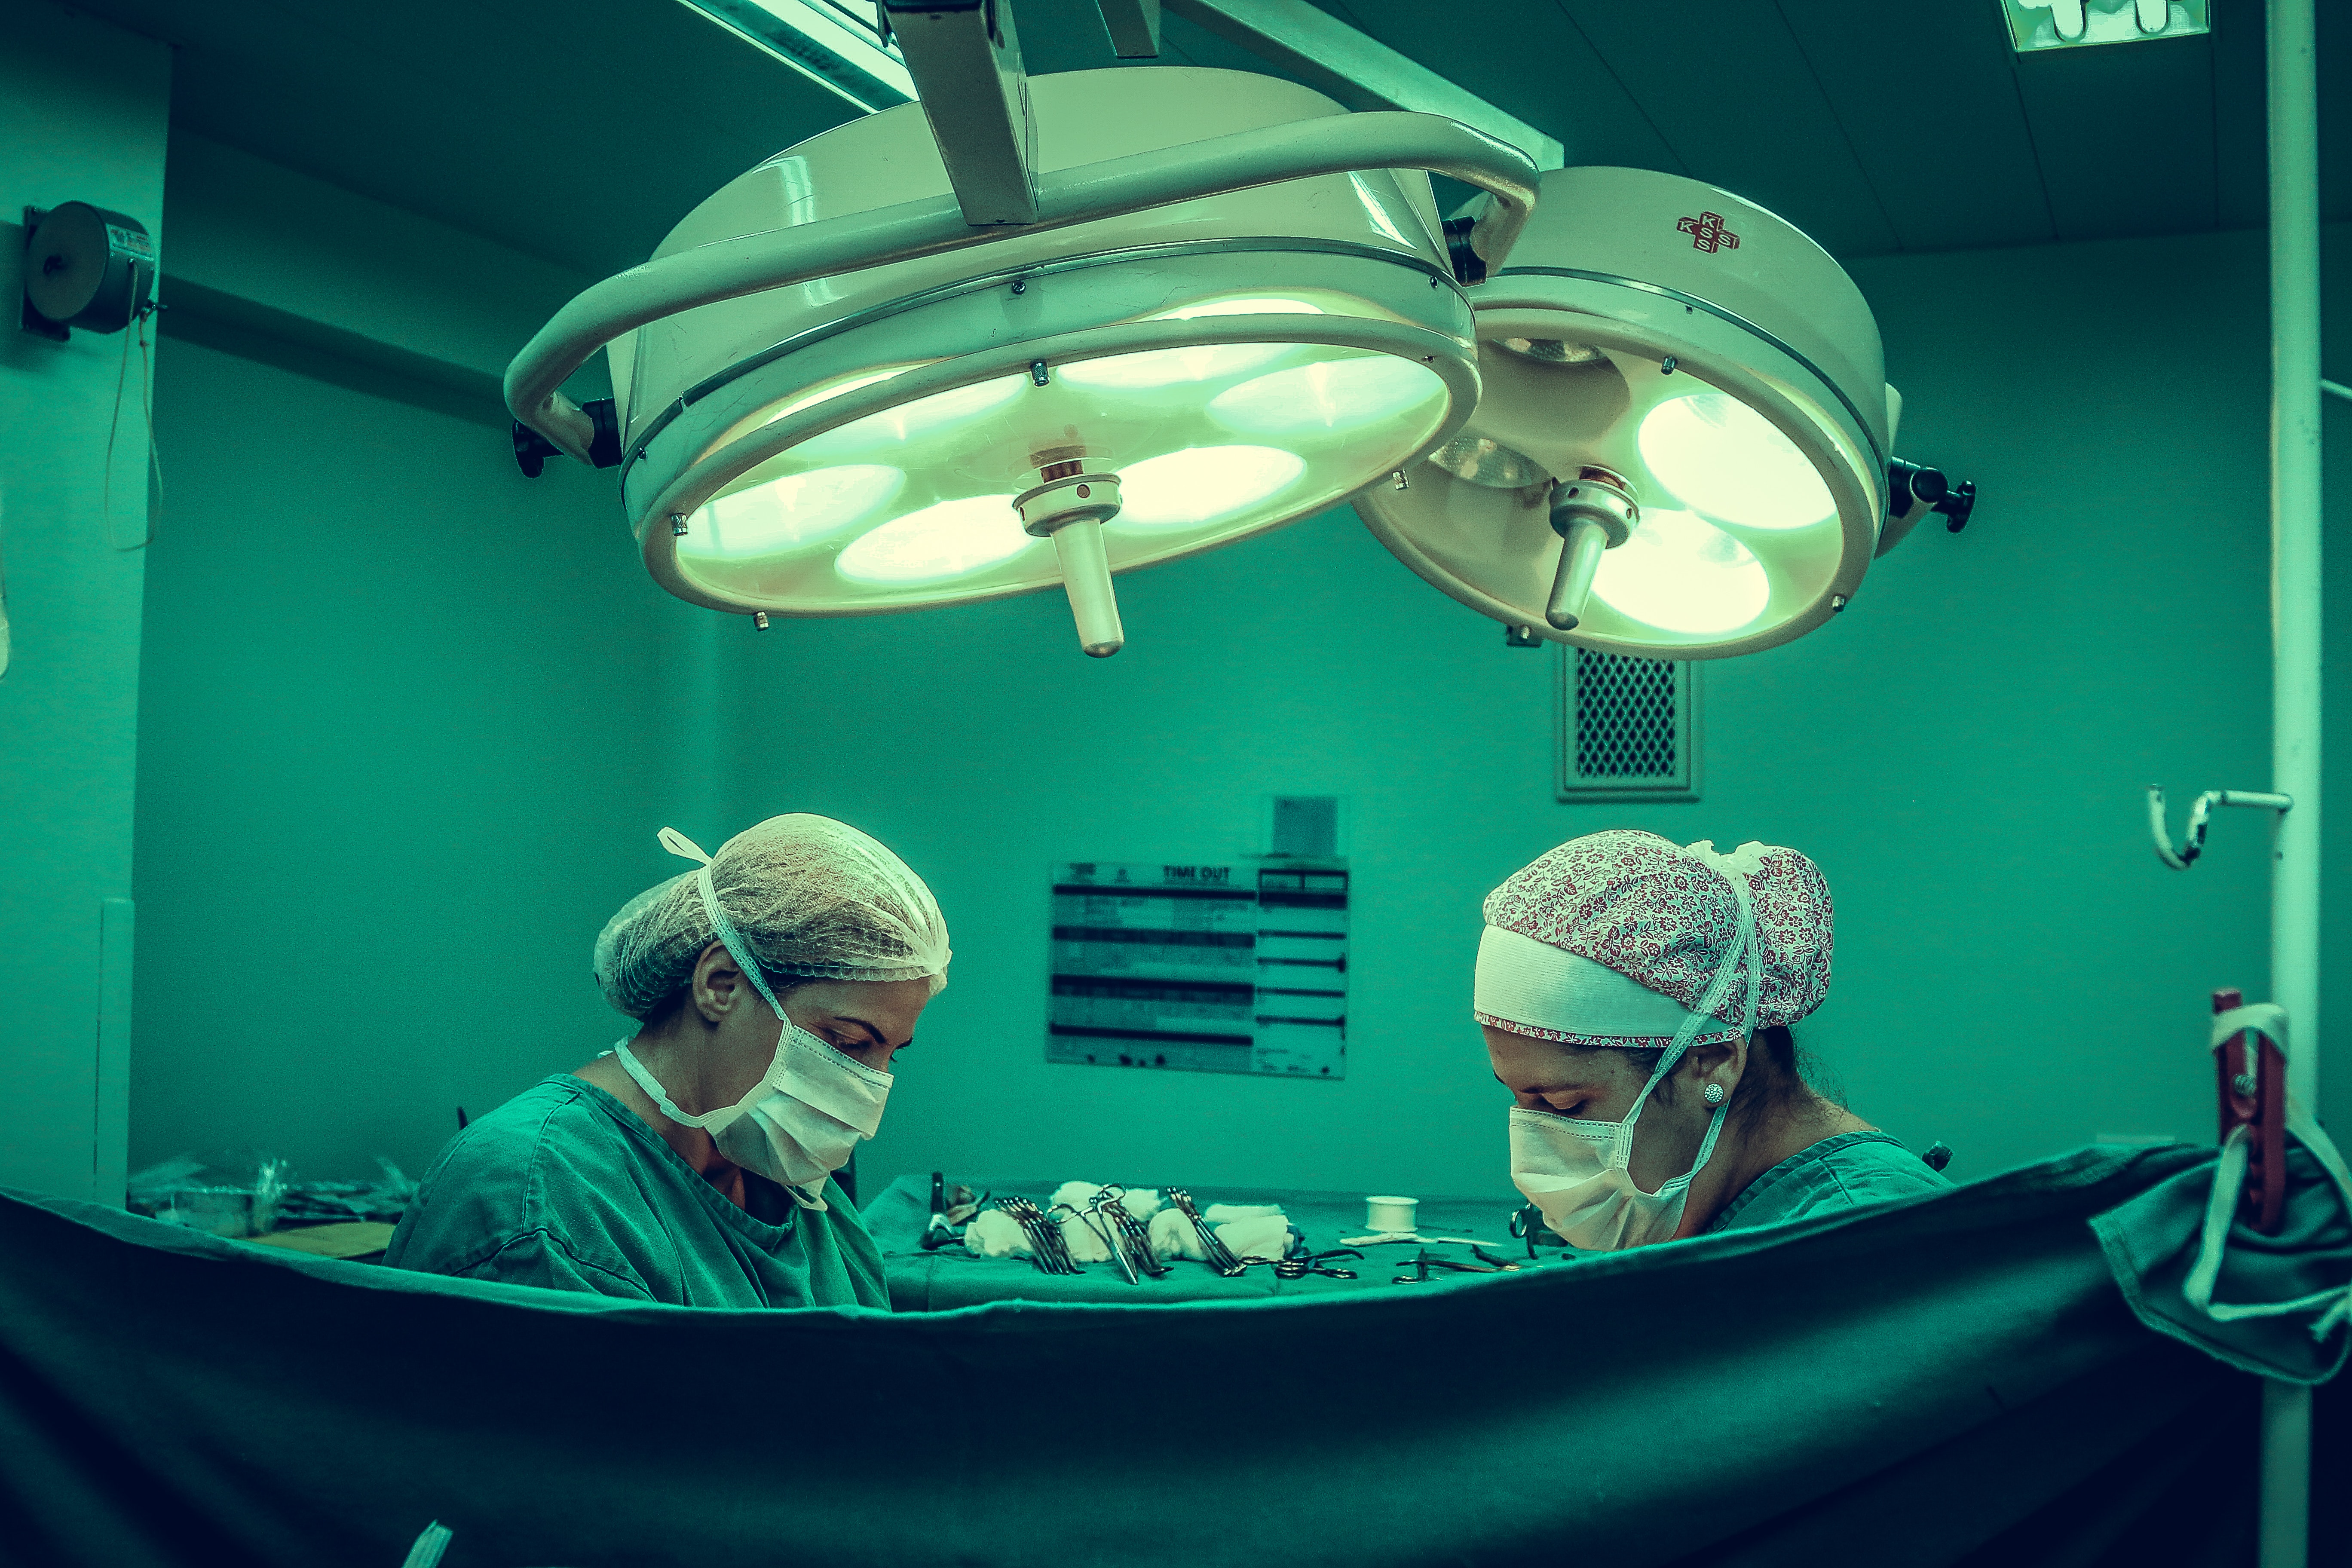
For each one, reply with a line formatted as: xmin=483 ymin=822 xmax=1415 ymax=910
xmin=1164 ymin=0 xmax=1563 ymax=169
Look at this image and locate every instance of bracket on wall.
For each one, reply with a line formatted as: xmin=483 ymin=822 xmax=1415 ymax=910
xmin=2146 ymin=784 xmax=2292 ymax=870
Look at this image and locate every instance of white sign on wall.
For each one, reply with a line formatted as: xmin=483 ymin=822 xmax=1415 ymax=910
xmin=1047 ymin=860 xmax=1349 ymax=1078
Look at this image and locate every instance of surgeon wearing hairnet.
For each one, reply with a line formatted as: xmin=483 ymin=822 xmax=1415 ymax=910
xmin=1478 ymin=830 xmax=1947 ymax=1250
xmin=386 ymin=814 xmax=951 ymax=1306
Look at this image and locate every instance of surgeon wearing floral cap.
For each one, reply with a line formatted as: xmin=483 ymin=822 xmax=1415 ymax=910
xmin=1479 ymin=830 xmax=1948 ymax=1250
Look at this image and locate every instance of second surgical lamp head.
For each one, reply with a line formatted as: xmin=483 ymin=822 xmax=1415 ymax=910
xmin=1357 ymin=166 xmax=1971 ymax=660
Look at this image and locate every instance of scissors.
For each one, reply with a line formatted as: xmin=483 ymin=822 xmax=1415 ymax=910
xmin=1391 ymin=1248 xmax=1521 ymax=1283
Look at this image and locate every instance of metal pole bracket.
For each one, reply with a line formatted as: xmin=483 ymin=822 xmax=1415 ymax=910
xmin=2146 ymin=785 xmax=2293 ymax=870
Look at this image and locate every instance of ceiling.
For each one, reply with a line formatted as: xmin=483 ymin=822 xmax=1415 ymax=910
xmin=53 ymin=0 xmax=2352 ymax=279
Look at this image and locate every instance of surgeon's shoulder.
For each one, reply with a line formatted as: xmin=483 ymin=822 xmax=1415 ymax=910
xmin=1713 ymin=1130 xmax=1951 ymax=1234
xmin=1812 ymin=1130 xmax=1954 ymax=1207
xmin=386 ymin=1075 xmax=634 ymax=1275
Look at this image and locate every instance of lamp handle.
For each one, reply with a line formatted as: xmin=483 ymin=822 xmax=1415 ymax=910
xmin=505 ymin=110 xmax=1540 ymax=460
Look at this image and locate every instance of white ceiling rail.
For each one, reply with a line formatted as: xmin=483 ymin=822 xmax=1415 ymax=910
xmin=1164 ymin=0 xmax=1564 ymax=170
xmin=686 ymin=0 xmax=916 ymax=111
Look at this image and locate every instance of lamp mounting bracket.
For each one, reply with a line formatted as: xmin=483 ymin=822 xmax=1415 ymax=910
xmin=1094 ymin=0 xmax=1161 ymax=57
xmin=885 ymin=0 xmax=1040 ymax=226
xmin=514 ymin=398 xmax=621 ymax=477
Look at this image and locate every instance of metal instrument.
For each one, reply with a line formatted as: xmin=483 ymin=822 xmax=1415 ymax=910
xmin=1057 ymin=1201 xmax=1136 ymax=1284
xmin=1164 ymin=1188 xmax=1247 ymax=1276
xmin=1272 ymin=1247 xmax=1361 ymax=1281
xmin=921 ymin=1171 xmax=959 ymax=1250
xmin=1391 ymin=1248 xmax=1520 ymax=1283
xmin=1089 ymin=1186 xmax=1169 ymax=1281
xmin=1509 ymin=1203 xmax=1569 ymax=1257
xmin=997 ymin=1196 xmax=1081 ymax=1275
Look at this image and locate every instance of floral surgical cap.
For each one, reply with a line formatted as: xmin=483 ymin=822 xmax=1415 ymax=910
xmin=1476 ymin=829 xmax=1832 ymax=1047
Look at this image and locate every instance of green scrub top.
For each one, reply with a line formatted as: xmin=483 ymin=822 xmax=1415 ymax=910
xmin=385 ymin=1074 xmax=891 ymax=1310
xmin=1709 ymin=1129 xmax=1952 ymax=1234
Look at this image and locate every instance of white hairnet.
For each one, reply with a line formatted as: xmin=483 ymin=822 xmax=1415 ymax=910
xmin=593 ymin=814 xmax=951 ymax=1019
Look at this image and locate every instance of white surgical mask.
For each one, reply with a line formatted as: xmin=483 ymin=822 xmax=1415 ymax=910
xmin=612 ymin=844 xmax=894 ymax=1210
xmin=1508 ymin=845 xmax=1760 ymax=1251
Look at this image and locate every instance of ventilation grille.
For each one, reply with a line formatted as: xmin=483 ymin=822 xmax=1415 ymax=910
xmin=1557 ymin=648 xmax=1700 ymax=801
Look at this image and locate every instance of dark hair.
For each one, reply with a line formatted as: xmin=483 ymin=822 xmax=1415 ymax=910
xmin=1611 ymin=1024 xmax=1808 ymax=1119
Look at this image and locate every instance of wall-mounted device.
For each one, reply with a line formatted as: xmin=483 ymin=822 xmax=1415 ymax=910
xmin=21 ymin=202 xmax=154 ymax=341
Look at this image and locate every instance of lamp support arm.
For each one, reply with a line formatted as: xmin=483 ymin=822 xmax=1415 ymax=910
xmin=505 ymin=111 xmax=1540 ymax=460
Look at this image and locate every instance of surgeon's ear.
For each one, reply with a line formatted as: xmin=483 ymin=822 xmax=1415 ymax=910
xmin=1678 ymin=1038 xmax=1744 ymax=1104
xmin=691 ymin=940 xmax=744 ymax=1023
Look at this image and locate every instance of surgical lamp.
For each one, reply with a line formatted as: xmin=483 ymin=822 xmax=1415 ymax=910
xmin=1355 ymin=167 xmax=1972 ymax=659
xmin=508 ymin=16 xmax=1540 ymax=658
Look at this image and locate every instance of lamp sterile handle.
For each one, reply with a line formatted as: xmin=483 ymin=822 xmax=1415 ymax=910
xmin=506 ymin=111 xmax=1541 ymax=459
xmin=2145 ymin=785 xmax=2292 ymax=871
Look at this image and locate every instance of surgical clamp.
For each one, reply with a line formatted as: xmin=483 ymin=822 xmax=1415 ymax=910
xmin=998 ymin=1196 xmax=1081 ymax=1275
xmin=1164 ymin=1188 xmax=1247 ymax=1277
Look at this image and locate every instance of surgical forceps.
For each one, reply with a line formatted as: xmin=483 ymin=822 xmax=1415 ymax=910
xmin=1164 ymin=1188 xmax=1247 ymax=1277
xmin=998 ymin=1196 xmax=1081 ymax=1275
xmin=1089 ymin=1186 xmax=1168 ymax=1282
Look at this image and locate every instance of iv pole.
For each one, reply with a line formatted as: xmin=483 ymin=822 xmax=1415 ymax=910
xmin=2263 ymin=0 xmax=2321 ymax=1561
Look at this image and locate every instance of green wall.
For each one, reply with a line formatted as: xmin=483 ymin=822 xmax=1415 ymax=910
xmin=129 ymin=325 xmax=710 ymax=1178
xmin=132 ymin=218 xmax=2351 ymax=1209
xmin=0 ymin=3 xmax=170 ymax=1201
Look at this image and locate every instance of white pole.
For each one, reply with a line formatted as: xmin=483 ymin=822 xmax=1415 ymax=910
xmin=2264 ymin=0 xmax=2321 ymax=1563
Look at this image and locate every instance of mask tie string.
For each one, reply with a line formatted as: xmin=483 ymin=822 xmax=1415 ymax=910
xmin=1621 ymin=844 xmax=1758 ymax=1192
xmin=659 ymin=827 xmax=789 ymax=1021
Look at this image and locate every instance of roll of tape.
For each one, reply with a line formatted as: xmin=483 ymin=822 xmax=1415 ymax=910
xmin=1365 ymin=1194 xmax=1419 ymax=1232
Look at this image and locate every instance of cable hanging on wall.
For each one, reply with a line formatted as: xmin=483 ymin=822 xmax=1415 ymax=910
xmin=99 ymin=300 xmax=162 ymax=553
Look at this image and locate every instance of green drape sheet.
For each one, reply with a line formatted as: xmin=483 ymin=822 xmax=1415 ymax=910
xmin=0 ymin=1144 xmax=2343 ymax=1568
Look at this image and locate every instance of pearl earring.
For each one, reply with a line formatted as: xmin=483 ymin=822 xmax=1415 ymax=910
xmin=1703 ymin=1082 xmax=1726 ymax=1106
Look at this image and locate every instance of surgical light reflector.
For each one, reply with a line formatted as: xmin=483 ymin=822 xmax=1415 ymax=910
xmin=835 ymin=495 xmax=1035 ymax=583
xmin=1115 ymin=446 xmax=1308 ymax=528
xmin=1590 ymin=510 xmax=1770 ymax=635
xmin=1638 ymin=392 xmax=1835 ymax=531
xmin=1058 ymin=343 xmax=1294 ymax=391
xmin=690 ymin=465 xmax=906 ymax=556
xmin=1210 ymin=357 xmax=1447 ymax=438
xmin=801 ymin=374 xmax=1026 ymax=457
